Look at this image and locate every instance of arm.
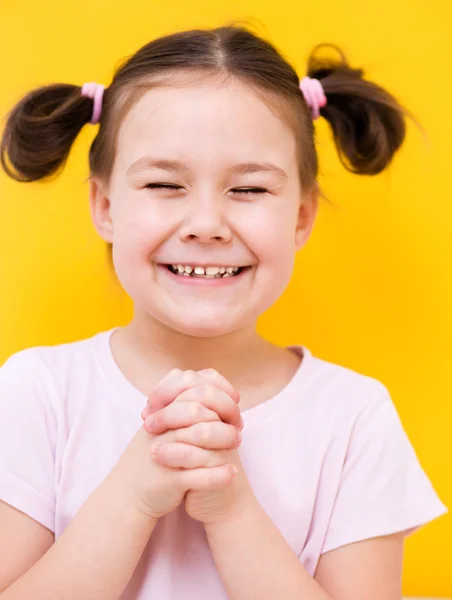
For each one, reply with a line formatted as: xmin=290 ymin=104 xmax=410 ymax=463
xmin=204 ymin=496 xmax=404 ymax=600
xmin=315 ymin=533 xmax=404 ymax=599
xmin=1 ymin=472 xmax=157 ymax=600
xmin=204 ymin=495 xmax=332 ymax=600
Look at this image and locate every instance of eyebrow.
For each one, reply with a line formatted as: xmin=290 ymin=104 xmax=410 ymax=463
xmin=126 ymin=157 xmax=288 ymax=180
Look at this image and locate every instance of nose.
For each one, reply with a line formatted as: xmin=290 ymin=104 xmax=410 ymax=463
xmin=179 ymin=195 xmax=232 ymax=244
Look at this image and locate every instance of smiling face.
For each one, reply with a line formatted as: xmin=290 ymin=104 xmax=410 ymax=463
xmin=90 ymin=74 xmax=318 ymax=337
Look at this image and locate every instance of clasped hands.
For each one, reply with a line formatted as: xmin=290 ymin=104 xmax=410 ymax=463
xmin=140 ymin=368 xmax=252 ymax=524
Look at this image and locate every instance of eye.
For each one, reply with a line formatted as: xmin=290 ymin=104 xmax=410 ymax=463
xmin=144 ymin=184 xmax=267 ymax=195
xmin=145 ymin=183 xmax=183 ymax=191
xmin=231 ymin=188 xmax=268 ymax=195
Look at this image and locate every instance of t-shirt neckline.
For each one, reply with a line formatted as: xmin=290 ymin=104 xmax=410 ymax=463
xmin=92 ymin=327 xmax=318 ymax=427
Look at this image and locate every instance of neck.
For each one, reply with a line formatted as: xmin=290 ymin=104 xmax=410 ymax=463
xmin=121 ymin=312 xmax=278 ymax=388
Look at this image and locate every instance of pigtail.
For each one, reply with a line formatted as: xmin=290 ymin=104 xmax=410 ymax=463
xmin=1 ymin=83 xmax=98 ymax=182
xmin=308 ymin=44 xmax=416 ymax=175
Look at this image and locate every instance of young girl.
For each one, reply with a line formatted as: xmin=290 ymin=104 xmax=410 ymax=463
xmin=0 ymin=24 xmax=447 ymax=600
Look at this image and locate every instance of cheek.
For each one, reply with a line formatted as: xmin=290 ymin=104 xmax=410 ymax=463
xmin=109 ymin=205 xmax=169 ymax=295
xmin=113 ymin=203 xmax=167 ymax=260
xmin=247 ymin=203 xmax=298 ymax=268
xmin=261 ymin=239 xmax=296 ymax=293
xmin=242 ymin=205 xmax=297 ymax=303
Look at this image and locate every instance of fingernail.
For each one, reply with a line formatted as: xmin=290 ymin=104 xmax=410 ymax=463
xmin=239 ymin=417 xmax=244 ymax=431
xmin=231 ymin=465 xmax=238 ymax=478
xmin=151 ymin=443 xmax=159 ymax=457
xmin=237 ymin=430 xmax=242 ymax=443
xmin=145 ymin=416 xmax=154 ymax=429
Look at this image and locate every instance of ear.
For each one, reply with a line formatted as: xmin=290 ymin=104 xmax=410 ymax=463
xmin=295 ymin=183 xmax=319 ymax=251
xmin=88 ymin=176 xmax=114 ymax=243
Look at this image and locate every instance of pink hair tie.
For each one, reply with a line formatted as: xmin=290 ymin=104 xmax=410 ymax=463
xmin=299 ymin=76 xmax=327 ymax=120
xmin=81 ymin=81 xmax=105 ymax=125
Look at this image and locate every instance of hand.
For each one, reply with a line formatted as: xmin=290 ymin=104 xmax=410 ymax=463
xmin=109 ymin=391 xmax=237 ymax=521
xmin=140 ymin=369 xmax=255 ymax=525
xmin=141 ymin=368 xmax=242 ymax=429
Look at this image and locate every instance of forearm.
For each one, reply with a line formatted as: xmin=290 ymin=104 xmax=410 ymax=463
xmin=204 ymin=497 xmax=333 ymax=600
xmin=1 ymin=473 xmax=158 ymax=600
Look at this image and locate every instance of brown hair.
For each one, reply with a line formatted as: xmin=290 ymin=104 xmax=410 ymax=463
xmin=0 ymin=23 xmax=415 ymax=257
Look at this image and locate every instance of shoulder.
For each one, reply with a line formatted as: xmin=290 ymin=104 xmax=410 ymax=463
xmin=298 ymin=346 xmax=393 ymax=424
xmin=0 ymin=330 xmax=107 ymax=408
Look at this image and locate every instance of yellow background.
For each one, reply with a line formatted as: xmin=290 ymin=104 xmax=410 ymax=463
xmin=1 ymin=0 xmax=451 ymax=595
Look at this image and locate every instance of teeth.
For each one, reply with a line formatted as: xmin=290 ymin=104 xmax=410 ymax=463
xmin=169 ymin=264 xmax=244 ymax=278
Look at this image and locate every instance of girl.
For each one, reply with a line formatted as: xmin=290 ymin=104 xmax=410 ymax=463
xmin=0 ymin=23 xmax=447 ymax=600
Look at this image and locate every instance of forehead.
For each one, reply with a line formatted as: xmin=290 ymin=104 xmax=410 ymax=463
xmin=114 ymin=76 xmax=297 ymax=173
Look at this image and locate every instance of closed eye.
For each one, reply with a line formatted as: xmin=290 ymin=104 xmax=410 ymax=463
xmin=145 ymin=184 xmax=181 ymax=190
xmin=145 ymin=184 xmax=267 ymax=195
xmin=232 ymin=188 xmax=267 ymax=195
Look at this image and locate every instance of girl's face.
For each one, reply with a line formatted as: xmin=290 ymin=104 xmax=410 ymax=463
xmin=90 ymin=76 xmax=317 ymax=337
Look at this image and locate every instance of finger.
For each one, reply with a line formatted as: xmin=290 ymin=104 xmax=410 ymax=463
xmin=149 ymin=369 xmax=240 ymax=415
xmin=153 ymin=421 xmax=241 ymax=450
xmin=143 ymin=398 xmax=243 ymax=431
xmin=171 ymin=385 xmax=241 ymax=429
xmin=152 ymin=442 xmax=228 ymax=469
xmin=144 ymin=402 xmax=219 ymax=435
xmin=141 ymin=369 xmax=183 ymax=421
xmin=147 ymin=369 xmax=184 ymax=412
xmin=175 ymin=464 xmax=238 ymax=491
xmin=197 ymin=369 xmax=240 ymax=403
xmin=141 ymin=404 xmax=151 ymax=420
xmin=147 ymin=370 xmax=203 ymax=414
xmin=156 ymin=368 xmax=183 ymax=389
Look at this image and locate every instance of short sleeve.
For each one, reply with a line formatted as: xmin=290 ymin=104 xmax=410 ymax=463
xmin=322 ymin=384 xmax=448 ymax=554
xmin=0 ymin=349 xmax=57 ymax=532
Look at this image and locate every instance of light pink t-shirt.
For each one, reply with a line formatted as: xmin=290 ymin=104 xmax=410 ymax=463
xmin=0 ymin=327 xmax=447 ymax=598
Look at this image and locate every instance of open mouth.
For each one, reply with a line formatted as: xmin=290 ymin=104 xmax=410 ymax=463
xmin=165 ymin=264 xmax=248 ymax=279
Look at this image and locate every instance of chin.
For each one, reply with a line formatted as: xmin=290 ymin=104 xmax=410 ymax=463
xmin=161 ymin=311 xmax=245 ymax=339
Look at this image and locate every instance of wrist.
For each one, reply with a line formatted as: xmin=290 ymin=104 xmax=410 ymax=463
xmin=203 ymin=490 xmax=260 ymax=533
xmin=102 ymin=472 xmax=160 ymax=529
